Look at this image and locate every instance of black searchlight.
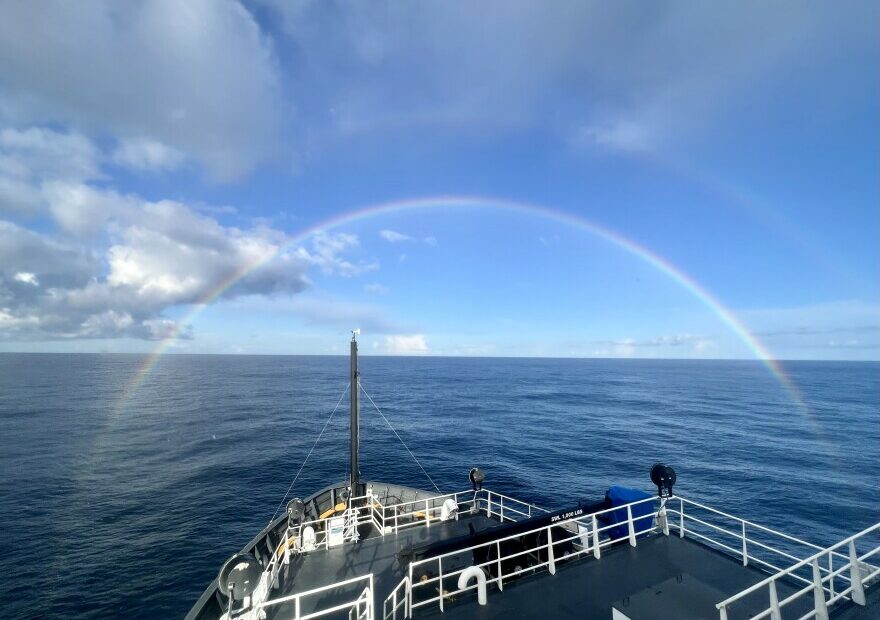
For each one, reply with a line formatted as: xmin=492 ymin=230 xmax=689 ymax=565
xmin=650 ymin=463 xmax=676 ymax=498
xmin=469 ymin=467 xmax=486 ymax=491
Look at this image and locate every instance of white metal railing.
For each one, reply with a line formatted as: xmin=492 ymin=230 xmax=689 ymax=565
xmin=403 ymin=495 xmax=663 ymax=615
xmin=478 ymin=490 xmax=548 ymax=522
xmin=248 ymin=488 xmax=542 ymax=619
xmin=348 ymin=583 xmax=373 ymax=620
xmin=248 ymin=573 xmax=374 ymax=620
xmin=383 ymin=576 xmax=410 ymax=620
xmin=667 ymin=497 xmax=852 ymax=587
xmin=716 ymin=522 xmax=880 ymax=620
xmin=381 ymin=492 xmax=880 ymax=618
xmin=374 ymin=489 xmax=545 ymax=535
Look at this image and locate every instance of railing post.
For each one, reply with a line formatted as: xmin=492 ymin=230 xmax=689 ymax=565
xmin=659 ymin=503 xmax=669 ymax=536
xmin=500 ymin=495 xmax=505 ymax=522
xmin=768 ymin=579 xmax=782 ymax=620
xmin=394 ymin=506 xmax=398 ymax=534
xmin=811 ymin=558 xmax=830 ymax=620
xmin=679 ymin=499 xmax=685 ymax=538
xmin=849 ymin=540 xmax=866 ymax=605
xmin=425 ymin=499 xmax=430 ymax=528
xmin=369 ymin=574 xmax=375 ymax=620
xmin=548 ymin=526 xmax=557 ymax=575
xmin=487 ymin=491 xmax=493 ymax=519
xmin=295 ymin=596 xmax=301 ymax=620
xmin=718 ymin=604 xmax=728 ymax=620
xmin=438 ymin=557 xmax=444 ymax=612
xmin=497 ymin=541 xmax=504 ymax=591
xmin=408 ymin=565 xmax=413 ymax=618
xmin=626 ymin=505 xmax=637 ymax=547
xmin=828 ymin=552 xmax=834 ymax=600
xmin=742 ymin=521 xmax=748 ymax=566
xmin=592 ymin=514 xmax=601 ymax=559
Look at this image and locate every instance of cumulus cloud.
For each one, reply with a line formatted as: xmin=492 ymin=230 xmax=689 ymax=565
xmin=0 ymin=210 xmax=319 ymax=340
xmin=382 ymin=334 xmax=429 ymax=355
xmin=0 ymin=129 xmax=371 ymax=341
xmin=0 ymin=1 xmax=284 ymax=180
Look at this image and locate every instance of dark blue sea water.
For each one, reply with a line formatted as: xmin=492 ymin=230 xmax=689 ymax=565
xmin=1 ymin=354 xmax=877 ymax=618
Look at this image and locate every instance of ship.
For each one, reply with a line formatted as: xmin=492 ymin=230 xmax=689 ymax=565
xmin=187 ymin=333 xmax=880 ymax=619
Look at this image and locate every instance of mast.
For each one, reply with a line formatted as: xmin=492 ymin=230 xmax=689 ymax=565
xmin=350 ymin=330 xmax=360 ymax=495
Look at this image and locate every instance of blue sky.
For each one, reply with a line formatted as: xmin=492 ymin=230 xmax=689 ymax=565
xmin=0 ymin=1 xmax=877 ymax=359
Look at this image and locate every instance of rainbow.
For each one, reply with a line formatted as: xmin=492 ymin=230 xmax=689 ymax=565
xmin=111 ymin=195 xmax=816 ymax=430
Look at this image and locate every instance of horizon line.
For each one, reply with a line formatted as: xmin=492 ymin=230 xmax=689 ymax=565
xmin=1 ymin=350 xmax=876 ymax=363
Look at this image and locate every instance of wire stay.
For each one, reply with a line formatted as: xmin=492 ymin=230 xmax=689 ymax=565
xmin=268 ymin=382 xmax=350 ymax=525
xmin=360 ymin=381 xmax=442 ymax=493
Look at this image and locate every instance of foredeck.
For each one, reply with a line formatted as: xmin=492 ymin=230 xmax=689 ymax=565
xmin=201 ymin=488 xmax=879 ymax=620
xmin=266 ymin=512 xmax=500 ymax=619
xmin=423 ymin=534 xmax=813 ymax=619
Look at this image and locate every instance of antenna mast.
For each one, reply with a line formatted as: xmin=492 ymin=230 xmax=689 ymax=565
xmin=350 ymin=329 xmax=360 ymax=496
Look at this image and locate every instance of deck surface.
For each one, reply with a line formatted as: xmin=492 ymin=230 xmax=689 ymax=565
xmin=263 ymin=520 xmax=876 ymax=619
xmin=419 ymin=534 xmax=815 ymax=620
xmin=266 ymin=512 xmax=499 ymax=619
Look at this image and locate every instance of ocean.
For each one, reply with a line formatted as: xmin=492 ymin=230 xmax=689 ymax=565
xmin=1 ymin=354 xmax=877 ymax=618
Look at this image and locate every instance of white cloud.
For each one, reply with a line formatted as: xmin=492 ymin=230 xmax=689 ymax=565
xmin=0 ymin=127 xmax=101 ymax=215
xmin=423 ymin=236 xmax=438 ymax=246
xmin=0 ymin=1 xmax=284 ymax=180
xmin=297 ymin=231 xmax=378 ymax=277
xmin=112 ymin=138 xmax=186 ymax=173
xmin=382 ymin=334 xmax=428 ymax=355
xmin=256 ymin=0 xmax=872 ymax=156
xmin=13 ymin=272 xmax=38 ymax=286
xmin=0 ymin=133 xmax=375 ymax=341
xmin=379 ymin=229 xmax=413 ymax=243
xmin=0 ymin=126 xmax=381 ymax=342
xmin=0 ymin=206 xmax=368 ymax=340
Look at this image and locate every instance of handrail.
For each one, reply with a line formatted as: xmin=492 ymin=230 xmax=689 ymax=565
xmin=384 ymin=492 xmax=878 ymax=618
xmin=668 ymin=497 xmax=856 ymax=595
xmin=716 ymin=521 xmax=880 ymax=620
xmin=253 ymin=573 xmax=374 ymax=620
xmin=407 ymin=495 xmax=663 ymax=613
xmin=382 ymin=576 xmax=409 ymax=620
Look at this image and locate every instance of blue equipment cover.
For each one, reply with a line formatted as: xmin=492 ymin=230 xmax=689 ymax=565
xmin=600 ymin=486 xmax=654 ymax=541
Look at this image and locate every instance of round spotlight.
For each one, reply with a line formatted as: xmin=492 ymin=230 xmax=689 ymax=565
xmin=218 ymin=553 xmax=262 ymax=601
xmin=287 ymin=498 xmax=305 ymax=526
xmin=650 ymin=463 xmax=676 ymax=497
xmin=469 ymin=467 xmax=486 ymax=491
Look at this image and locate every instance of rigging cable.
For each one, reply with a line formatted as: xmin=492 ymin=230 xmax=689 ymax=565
xmin=267 ymin=382 xmax=350 ymax=525
xmin=360 ymin=381 xmax=442 ymax=493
